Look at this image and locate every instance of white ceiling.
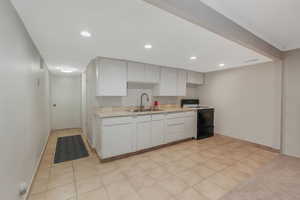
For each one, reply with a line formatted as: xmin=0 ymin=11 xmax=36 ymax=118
xmin=11 ymin=0 xmax=271 ymax=73
xmin=199 ymin=0 xmax=300 ymax=51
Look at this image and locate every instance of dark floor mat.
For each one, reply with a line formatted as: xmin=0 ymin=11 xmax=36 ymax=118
xmin=54 ymin=135 xmax=89 ymax=163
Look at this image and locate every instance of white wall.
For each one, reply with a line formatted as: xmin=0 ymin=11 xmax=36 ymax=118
xmin=199 ymin=62 xmax=282 ymax=149
xmin=50 ymin=74 xmax=82 ymax=130
xmin=0 ymin=0 xmax=50 ymax=199
xmin=81 ymin=71 xmax=87 ymax=135
xmin=282 ymin=49 xmax=300 ymax=157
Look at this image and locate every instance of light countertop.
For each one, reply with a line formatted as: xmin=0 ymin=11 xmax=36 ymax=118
xmin=95 ymin=105 xmax=212 ymax=118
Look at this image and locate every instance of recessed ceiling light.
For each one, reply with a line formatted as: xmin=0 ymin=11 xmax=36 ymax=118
xmin=190 ymin=56 xmax=197 ymax=60
xmin=144 ymin=44 xmax=152 ymax=49
xmin=219 ymin=63 xmax=225 ymax=67
xmin=80 ymin=30 xmax=91 ymax=38
xmin=61 ymin=70 xmax=73 ymax=73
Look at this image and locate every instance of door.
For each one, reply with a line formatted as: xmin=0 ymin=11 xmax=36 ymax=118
xmin=145 ymin=64 xmax=160 ymax=83
xmin=96 ymin=58 xmax=127 ymax=96
xmin=184 ymin=116 xmax=196 ymax=138
xmin=136 ymin=116 xmax=152 ymax=150
xmin=151 ymin=119 xmax=165 ymax=146
xmin=187 ymin=71 xmax=204 ymax=85
xmin=165 ymin=118 xmax=185 ymax=143
xmin=198 ymin=109 xmax=214 ymax=127
xmin=127 ymin=61 xmax=145 ymax=82
xmin=160 ymin=68 xmax=177 ymax=96
xmin=101 ymin=123 xmax=135 ymax=158
xmin=51 ymin=75 xmax=81 ymax=130
xmin=177 ymin=70 xmax=187 ymax=96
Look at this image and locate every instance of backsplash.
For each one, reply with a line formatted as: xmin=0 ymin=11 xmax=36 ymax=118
xmin=96 ymin=83 xmax=199 ymax=107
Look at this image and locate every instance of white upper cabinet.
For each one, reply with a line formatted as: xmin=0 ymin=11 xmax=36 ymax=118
xmin=153 ymin=67 xmax=178 ymax=96
xmin=94 ymin=58 xmax=203 ymax=97
xmin=154 ymin=68 xmax=187 ymax=96
xmin=187 ymin=71 xmax=204 ymax=85
xmin=96 ymin=58 xmax=127 ymax=96
xmin=177 ymin=70 xmax=187 ymax=96
xmin=144 ymin=64 xmax=160 ymax=83
xmin=127 ymin=62 xmax=160 ymax=83
xmin=127 ymin=62 xmax=145 ymax=82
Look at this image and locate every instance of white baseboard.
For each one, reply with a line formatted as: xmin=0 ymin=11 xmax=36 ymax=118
xmin=23 ymin=130 xmax=51 ymax=200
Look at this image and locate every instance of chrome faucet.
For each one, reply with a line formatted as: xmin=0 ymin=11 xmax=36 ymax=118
xmin=140 ymin=93 xmax=150 ymax=110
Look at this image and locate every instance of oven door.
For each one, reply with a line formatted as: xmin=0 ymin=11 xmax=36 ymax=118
xmin=197 ymin=109 xmax=214 ymax=127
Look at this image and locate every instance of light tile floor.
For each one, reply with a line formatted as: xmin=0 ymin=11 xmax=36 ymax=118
xmin=28 ymin=129 xmax=279 ymax=200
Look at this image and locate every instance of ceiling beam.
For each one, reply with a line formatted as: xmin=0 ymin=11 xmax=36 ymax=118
xmin=144 ymin=0 xmax=283 ymax=60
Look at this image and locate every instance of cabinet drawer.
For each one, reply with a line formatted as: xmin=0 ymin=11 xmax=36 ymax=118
xmin=182 ymin=111 xmax=195 ymax=117
xmin=102 ymin=116 xmax=133 ymax=126
xmin=166 ymin=118 xmax=185 ymax=126
xmin=136 ymin=115 xmax=151 ymax=122
xmin=167 ymin=123 xmax=184 ymax=132
xmin=152 ymin=114 xmax=165 ymax=120
xmin=165 ymin=119 xmax=185 ymax=143
xmin=166 ymin=112 xmax=186 ymax=119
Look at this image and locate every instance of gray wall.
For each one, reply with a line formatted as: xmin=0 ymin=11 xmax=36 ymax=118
xmin=282 ymin=49 xmax=300 ymax=157
xmin=199 ymin=61 xmax=282 ymax=149
xmin=0 ymin=0 xmax=50 ymax=199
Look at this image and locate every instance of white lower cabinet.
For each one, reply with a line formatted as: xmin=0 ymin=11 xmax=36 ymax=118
xmin=165 ymin=118 xmax=185 ymax=143
xmin=96 ymin=111 xmax=196 ymax=159
xmin=151 ymin=114 xmax=165 ymax=146
xmin=99 ymin=117 xmax=136 ymax=158
xmin=136 ymin=116 xmax=152 ymax=150
xmin=184 ymin=115 xmax=197 ymax=139
xmin=166 ymin=111 xmax=196 ymax=142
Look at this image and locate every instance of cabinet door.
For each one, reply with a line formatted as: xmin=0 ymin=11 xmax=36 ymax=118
xmin=151 ymin=119 xmax=165 ymax=146
xmin=96 ymin=59 xmax=127 ymax=96
xmin=184 ymin=116 xmax=196 ymax=139
xmin=165 ymin=118 xmax=185 ymax=143
xmin=159 ymin=67 xmax=177 ymax=96
xmin=145 ymin=64 xmax=160 ymax=83
xmin=177 ymin=70 xmax=187 ymax=96
xmin=136 ymin=120 xmax=152 ymax=150
xmin=187 ymin=71 xmax=204 ymax=85
xmin=101 ymin=122 xmax=135 ymax=158
xmin=127 ymin=62 xmax=145 ymax=82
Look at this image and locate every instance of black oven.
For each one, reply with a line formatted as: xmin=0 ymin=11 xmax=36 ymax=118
xmin=181 ymin=99 xmax=214 ymax=139
xmin=197 ymin=108 xmax=214 ymax=139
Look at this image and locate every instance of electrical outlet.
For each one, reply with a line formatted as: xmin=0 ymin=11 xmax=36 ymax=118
xmin=19 ymin=182 xmax=27 ymax=196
